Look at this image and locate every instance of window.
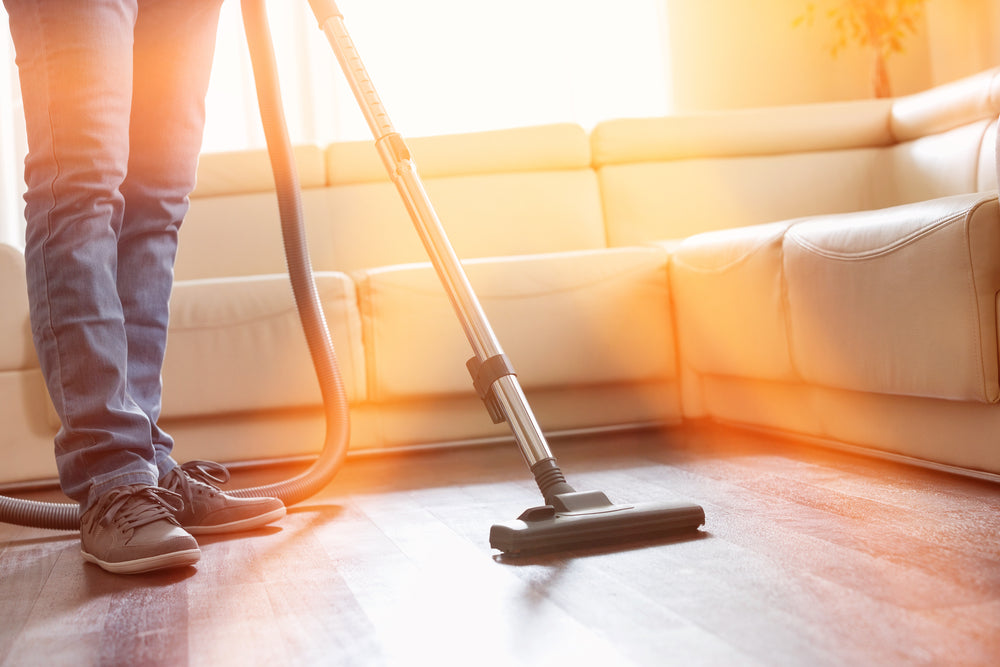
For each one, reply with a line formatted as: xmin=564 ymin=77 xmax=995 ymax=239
xmin=203 ymin=0 xmax=670 ymax=150
xmin=1 ymin=1 xmax=670 ymax=245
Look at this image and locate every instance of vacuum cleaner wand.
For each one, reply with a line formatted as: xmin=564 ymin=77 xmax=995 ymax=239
xmin=307 ymin=0 xmax=705 ymax=554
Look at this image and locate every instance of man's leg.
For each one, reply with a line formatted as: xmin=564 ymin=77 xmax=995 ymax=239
xmin=117 ymin=0 xmax=225 ymax=476
xmin=4 ymin=0 xmax=159 ymax=508
xmin=122 ymin=0 xmax=286 ymax=533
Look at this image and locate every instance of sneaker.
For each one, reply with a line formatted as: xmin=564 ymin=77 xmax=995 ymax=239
xmin=80 ymin=484 xmax=201 ymax=575
xmin=160 ymin=460 xmax=286 ymax=535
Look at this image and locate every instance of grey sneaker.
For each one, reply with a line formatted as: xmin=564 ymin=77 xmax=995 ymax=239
xmin=80 ymin=484 xmax=201 ymax=575
xmin=160 ymin=460 xmax=286 ymax=535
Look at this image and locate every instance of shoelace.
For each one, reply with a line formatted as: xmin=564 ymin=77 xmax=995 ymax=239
xmin=163 ymin=460 xmax=231 ymax=498
xmin=95 ymin=486 xmax=183 ymax=531
xmin=179 ymin=460 xmax=231 ymax=487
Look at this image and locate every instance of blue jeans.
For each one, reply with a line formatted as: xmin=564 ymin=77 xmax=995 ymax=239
xmin=5 ymin=0 xmax=224 ymax=509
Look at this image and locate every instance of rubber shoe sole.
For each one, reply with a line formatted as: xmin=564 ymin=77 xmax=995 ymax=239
xmin=81 ymin=545 xmax=201 ymax=575
xmin=183 ymin=504 xmax=286 ymax=535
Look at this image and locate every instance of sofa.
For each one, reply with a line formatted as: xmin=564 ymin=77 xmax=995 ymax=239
xmin=1 ymin=67 xmax=998 ymax=486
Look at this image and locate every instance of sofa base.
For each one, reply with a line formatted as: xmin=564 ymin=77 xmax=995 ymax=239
xmin=699 ymin=375 xmax=1000 ymax=478
xmin=720 ymin=420 xmax=1000 ymax=485
xmin=165 ymin=380 xmax=683 ymax=466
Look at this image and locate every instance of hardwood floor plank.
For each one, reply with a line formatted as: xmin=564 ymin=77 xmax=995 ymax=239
xmin=3 ymin=542 xmax=113 ymax=665
xmin=186 ymin=581 xmax=283 ymax=665
xmin=646 ymin=450 xmax=1000 ymax=593
xmin=335 ymin=491 xmax=639 ymax=666
xmin=253 ymin=504 xmax=384 ymax=665
xmin=100 ymin=573 xmax=191 ymax=666
xmin=0 ymin=533 xmax=75 ymax=662
xmin=183 ymin=508 xmax=382 ymax=666
xmin=573 ymin=491 xmax=960 ymax=664
xmin=1 ymin=427 xmax=998 ymax=665
xmin=498 ymin=465 xmax=861 ymax=665
xmin=617 ymin=453 xmax=1000 ymax=664
xmin=433 ymin=500 xmax=763 ymax=666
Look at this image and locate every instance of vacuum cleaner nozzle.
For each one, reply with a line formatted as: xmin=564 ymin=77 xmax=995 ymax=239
xmin=490 ymin=490 xmax=705 ymax=555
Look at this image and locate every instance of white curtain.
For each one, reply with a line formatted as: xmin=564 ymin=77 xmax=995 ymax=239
xmin=2 ymin=0 xmax=671 ymax=246
xmin=1 ymin=13 xmax=26 ymax=248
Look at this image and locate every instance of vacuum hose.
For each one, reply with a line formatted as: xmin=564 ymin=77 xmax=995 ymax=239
xmin=0 ymin=0 xmax=350 ymax=529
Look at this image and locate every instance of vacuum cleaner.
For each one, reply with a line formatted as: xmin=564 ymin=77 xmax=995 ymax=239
xmin=0 ymin=0 xmax=705 ymax=555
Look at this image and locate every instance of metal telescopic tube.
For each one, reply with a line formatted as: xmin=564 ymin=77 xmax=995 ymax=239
xmin=312 ymin=7 xmax=555 ymax=468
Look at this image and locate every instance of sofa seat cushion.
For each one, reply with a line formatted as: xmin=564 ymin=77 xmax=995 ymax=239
xmin=356 ymin=247 xmax=678 ymax=402
xmin=162 ymin=272 xmax=366 ymax=418
xmin=784 ymin=192 xmax=1000 ymax=403
xmin=669 ymin=221 xmax=799 ymax=382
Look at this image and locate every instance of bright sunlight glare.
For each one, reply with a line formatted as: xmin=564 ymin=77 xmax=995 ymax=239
xmin=201 ymin=0 xmax=671 ymax=152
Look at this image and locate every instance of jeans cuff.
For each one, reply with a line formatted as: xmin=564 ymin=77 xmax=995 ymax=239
xmin=84 ymin=468 xmax=158 ymax=512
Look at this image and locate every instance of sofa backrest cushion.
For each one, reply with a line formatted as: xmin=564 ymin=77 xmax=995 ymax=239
xmin=594 ymin=68 xmax=1000 ymax=247
xmin=888 ymin=67 xmax=999 ymax=200
xmin=321 ymin=123 xmax=605 ymax=272
xmin=881 ymin=119 xmax=996 ymax=207
xmin=311 ymin=168 xmax=605 ymax=273
xmin=978 ymin=120 xmax=997 ymax=192
xmin=176 ymin=145 xmax=327 ymax=280
xmin=593 ymin=99 xmax=896 ymax=245
xmin=597 ymin=147 xmax=890 ymax=246
xmin=591 ymin=98 xmax=895 ymax=165
xmin=179 ymin=124 xmax=606 ymax=279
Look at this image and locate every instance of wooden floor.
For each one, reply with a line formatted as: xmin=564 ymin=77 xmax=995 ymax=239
xmin=1 ymin=424 xmax=998 ymax=666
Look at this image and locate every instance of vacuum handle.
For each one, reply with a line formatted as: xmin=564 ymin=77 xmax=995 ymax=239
xmin=310 ymin=3 xmax=558 ymax=470
xmin=309 ymin=0 xmax=394 ymax=140
xmin=307 ymin=0 xmax=342 ymax=24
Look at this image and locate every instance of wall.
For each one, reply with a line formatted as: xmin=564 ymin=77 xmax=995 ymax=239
xmin=664 ymin=0 xmax=998 ymax=112
xmin=926 ymin=0 xmax=1000 ymax=85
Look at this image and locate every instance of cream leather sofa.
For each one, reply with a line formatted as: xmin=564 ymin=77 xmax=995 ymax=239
xmin=1 ymin=68 xmax=998 ymax=486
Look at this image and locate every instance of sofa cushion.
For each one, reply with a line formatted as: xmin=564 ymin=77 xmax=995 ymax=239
xmin=978 ymin=120 xmax=997 ymax=192
xmin=0 ymin=369 xmax=57 ymax=482
xmin=883 ymin=120 xmax=995 ymax=207
xmin=0 ymin=243 xmax=34 ymax=371
xmin=597 ymin=149 xmax=885 ymax=245
xmin=668 ymin=221 xmax=798 ymax=382
xmin=356 ymin=247 xmax=678 ymax=402
xmin=784 ymin=192 xmax=1000 ymax=403
xmin=162 ymin=272 xmax=365 ymax=418
xmin=176 ymin=188 xmax=333 ymax=280
xmin=590 ymin=100 xmax=893 ymax=165
xmin=310 ymin=169 xmax=607 ymax=273
xmin=591 ymin=101 xmax=894 ymax=245
xmin=190 ymin=144 xmax=327 ymax=198
xmin=180 ymin=124 xmax=607 ymax=280
xmin=316 ymin=123 xmax=606 ymax=272
xmin=325 ymin=123 xmax=592 ymax=184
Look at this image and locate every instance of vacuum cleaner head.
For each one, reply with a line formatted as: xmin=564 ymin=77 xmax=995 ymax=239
xmin=490 ymin=490 xmax=705 ymax=556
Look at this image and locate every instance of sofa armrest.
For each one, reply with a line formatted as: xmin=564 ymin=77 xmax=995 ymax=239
xmin=784 ymin=192 xmax=1000 ymax=403
xmin=890 ymin=67 xmax=1000 ymax=142
xmin=0 ymin=243 xmax=35 ymax=371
